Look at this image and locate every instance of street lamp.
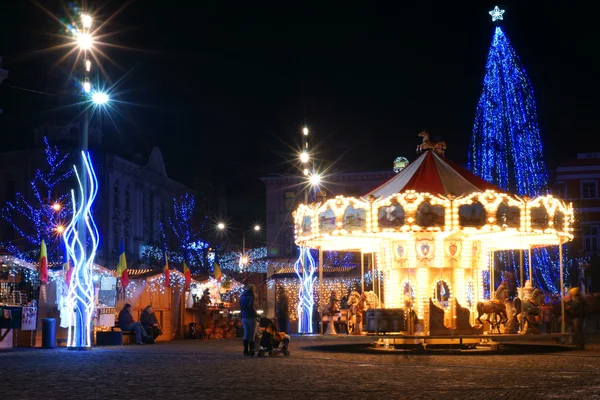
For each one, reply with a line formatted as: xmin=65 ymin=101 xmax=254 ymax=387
xmin=216 ymin=223 xmax=262 ymax=275
xmin=61 ymin=8 xmax=105 ymax=350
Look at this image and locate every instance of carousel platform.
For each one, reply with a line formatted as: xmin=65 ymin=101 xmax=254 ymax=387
xmin=369 ymin=332 xmax=573 ymax=351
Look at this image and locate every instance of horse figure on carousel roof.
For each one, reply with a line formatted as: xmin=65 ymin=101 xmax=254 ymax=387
xmin=476 ymin=282 xmax=508 ymax=333
xmin=416 ymin=130 xmax=447 ymax=156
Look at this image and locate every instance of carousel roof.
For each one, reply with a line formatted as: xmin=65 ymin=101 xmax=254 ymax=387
xmin=365 ymin=150 xmax=506 ymax=199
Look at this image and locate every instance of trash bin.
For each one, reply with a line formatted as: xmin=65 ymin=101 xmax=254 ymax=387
xmin=42 ymin=318 xmax=56 ymax=348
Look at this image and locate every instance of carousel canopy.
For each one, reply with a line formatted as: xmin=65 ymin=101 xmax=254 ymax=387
xmin=365 ymin=151 xmax=505 ymax=200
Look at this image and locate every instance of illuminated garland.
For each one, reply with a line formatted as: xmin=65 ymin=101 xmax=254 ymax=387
xmin=1 ymin=137 xmax=72 ymax=265
xmin=268 ymin=277 xmax=366 ymax=321
xmin=469 ymin=22 xmax=567 ymax=293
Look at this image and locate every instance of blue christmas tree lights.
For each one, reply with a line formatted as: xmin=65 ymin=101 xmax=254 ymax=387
xmin=470 ymin=12 xmax=568 ymax=294
xmin=1 ymin=137 xmax=72 ymax=266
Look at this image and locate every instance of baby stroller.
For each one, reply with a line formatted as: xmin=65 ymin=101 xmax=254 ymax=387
xmin=257 ymin=317 xmax=290 ymax=357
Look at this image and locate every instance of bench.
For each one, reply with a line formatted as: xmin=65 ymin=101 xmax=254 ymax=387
xmin=108 ymin=321 xmax=136 ymax=344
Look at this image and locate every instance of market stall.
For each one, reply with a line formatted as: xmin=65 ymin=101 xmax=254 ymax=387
xmin=0 ymin=256 xmax=39 ymax=348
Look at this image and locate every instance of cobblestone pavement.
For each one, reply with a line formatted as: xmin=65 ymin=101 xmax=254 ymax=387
xmin=2 ymin=335 xmax=600 ymax=400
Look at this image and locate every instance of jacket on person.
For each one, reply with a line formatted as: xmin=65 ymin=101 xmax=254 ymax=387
xmin=118 ymin=308 xmax=134 ymax=327
xmin=140 ymin=309 xmax=158 ymax=329
xmin=240 ymin=288 xmax=258 ymax=319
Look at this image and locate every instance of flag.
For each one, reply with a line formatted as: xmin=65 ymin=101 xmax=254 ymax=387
xmin=163 ymin=252 xmax=171 ymax=287
xmin=214 ymin=261 xmax=223 ymax=282
xmin=116 ymin=239 xmax=129 ymax=289
xmin=183 ymin=258 xmax=191 ymax=288
xmin=63 ymin=243 xmax=73 ymax=286
xmin=63 ymin=258 xmax=73 ymax=287
xmin=39 ymin=239 xmax=48 ymax=284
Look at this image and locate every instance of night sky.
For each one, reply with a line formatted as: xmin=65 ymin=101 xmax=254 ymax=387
xmin=0 ymin=1 xmax=598 ymax=224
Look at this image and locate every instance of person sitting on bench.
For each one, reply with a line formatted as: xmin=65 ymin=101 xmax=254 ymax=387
xmin=118 ymin=303 xmax=152 ymax=344
xmin=141 ymin=305 xmax=162 ymax=341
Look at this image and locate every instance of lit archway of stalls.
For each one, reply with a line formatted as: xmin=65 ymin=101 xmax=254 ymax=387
xmin=294 ymin=188 xmax=573 ymax=333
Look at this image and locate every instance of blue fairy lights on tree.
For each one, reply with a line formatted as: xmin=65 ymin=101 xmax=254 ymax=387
xmin=1 ymin=137 xmax=72 ymax=265
xmin=469 ymin=7 xmax=568 ymax=294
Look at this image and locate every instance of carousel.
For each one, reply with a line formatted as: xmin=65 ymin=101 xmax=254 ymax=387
xmin=293 ymin=137 xmax=574 ymax=343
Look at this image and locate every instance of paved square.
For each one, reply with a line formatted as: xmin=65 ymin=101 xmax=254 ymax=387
xmin=2 ymin=336 xmax=600 ymax=399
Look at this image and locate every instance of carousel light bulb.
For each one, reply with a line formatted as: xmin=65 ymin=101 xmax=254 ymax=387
xmin=56 ymin=225 xmax=65 ymax=234
xmin=82 ymin=81 xmax=91 ymax=93
xmin=254 ymin=225 xmax=261 ymax=232
xmin=52 ymin=202 xmax=62 ymax=212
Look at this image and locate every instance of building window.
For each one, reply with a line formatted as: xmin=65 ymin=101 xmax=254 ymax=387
xmin=581 ymin=181 xmax=598 ymax=199
xmin=284 ymin=191 xmax=295 ymax=211
xmin=114 ymin=181 xmax=120 ymax=208
xmin=583 ymin=226 xmax=599 ymax=251
xmin=125 ymin=185 xmax=131 ymax=211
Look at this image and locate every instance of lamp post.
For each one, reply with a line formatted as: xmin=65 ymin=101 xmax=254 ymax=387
xmin=217 ymin=223 xmax=261 ymax=278
xmin=63 ymin=11 xmax=108 ymax=350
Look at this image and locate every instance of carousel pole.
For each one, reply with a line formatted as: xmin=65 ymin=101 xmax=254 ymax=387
xmin=519 ymin=249 xmax=525 ymax=332
xmin=528 ymin=246 xmax=533 ymax=283
xmin=319 ymin=246 xmax=323 ymax=335
xmin=559 ymin=241 xmax=565 ymax=335
xmin=360 ymin=251 xmax=365 ymax=294
xmin=489 ymin=251 xmax=494 ymax=297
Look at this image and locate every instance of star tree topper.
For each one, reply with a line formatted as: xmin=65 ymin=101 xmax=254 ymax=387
xmin=489 ymin=6 xmax=505 ymax=22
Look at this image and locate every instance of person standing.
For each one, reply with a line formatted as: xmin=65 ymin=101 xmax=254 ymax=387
xmin=276 ymin=287 xmax=290 ymax=333
xmin=566 ymin=287 xmax=585 ymax=350
xmin=118 ymin=303 xmax=151 ymax=345
xmin=240 ymin=284 xmax=259 ymax=356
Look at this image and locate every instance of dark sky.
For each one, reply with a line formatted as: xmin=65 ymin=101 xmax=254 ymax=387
xmin=1 ymin=1 xmax=598 ymax=223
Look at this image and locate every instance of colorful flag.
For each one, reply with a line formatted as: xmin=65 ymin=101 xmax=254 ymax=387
xmin=183 ymin=258 xmax=191 ymax=288
xmin=163 ymin=252 xmax=171 ymax=287
xmin=63 ymin=243 xmax=72 ymax=286
xmin=39 ymin=239 xmax=48 ymax=284
xmin=116 ymin=238 xmax=129 ymax=289
xmin=214 ymin=261 xmax=223 ymax=282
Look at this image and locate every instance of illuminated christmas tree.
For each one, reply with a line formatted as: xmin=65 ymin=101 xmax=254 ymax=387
xmin=469 ymin=7 xmax=567 ymax=293
xmin=1 ymin=137 xmax=72 ymax=266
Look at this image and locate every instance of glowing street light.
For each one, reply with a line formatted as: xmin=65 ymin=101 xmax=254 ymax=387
xmin=82 ymin=81 xmax=91 ymax=93
xmin=52 ymin=202 xmax=62 ymax=212
xmin=81 ymin=13 xmax=92 ymax=29
xmin=76 ymin=32 xmax=93 ymax=50
xmin=303 ymin=127 xmax=309 ymax=135
xmin=55 ymin=225 xmax=65 ymax=234
xmin=309 ymin=173 xmax=321 ymax=187
xmin=300 ymin=151 xmax=309 ymax=163
xmin=217 ymin=222 xmax=225 ymax=230
xmin=91 ymin=91 xmax=109 ymax=105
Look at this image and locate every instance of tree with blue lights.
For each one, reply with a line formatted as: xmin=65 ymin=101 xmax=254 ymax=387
xmin=1 ymin=137 xmax=72 ymax=266
xmin=469 ymin=8 xmax=568 ymax=293
xmin=168 ymin=193 xmax=209 ymax=272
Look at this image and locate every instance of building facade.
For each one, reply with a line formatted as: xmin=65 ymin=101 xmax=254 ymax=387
xmin=0 ymin=56 xmax=8 ymax=115
xmin=0 ymin=125 xmax=191 ymax=269
xmin=261 ymin=169 xmax=396 ymax=259
xmin=552 ymin=152 xmax=600 ymax=256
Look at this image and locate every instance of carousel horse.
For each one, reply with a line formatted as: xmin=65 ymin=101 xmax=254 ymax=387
xmin=520 ymin=288 xmax=543 ymax=334
xmin=416 ymin=130 xmax=447 ymax=156
xmin=476 ymin=284 xmax=508 ymax=333
xmin=323 ymin=291 xmax=340 ymax=334
xmin=347 ymin=291 xmax=379 ymax=335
